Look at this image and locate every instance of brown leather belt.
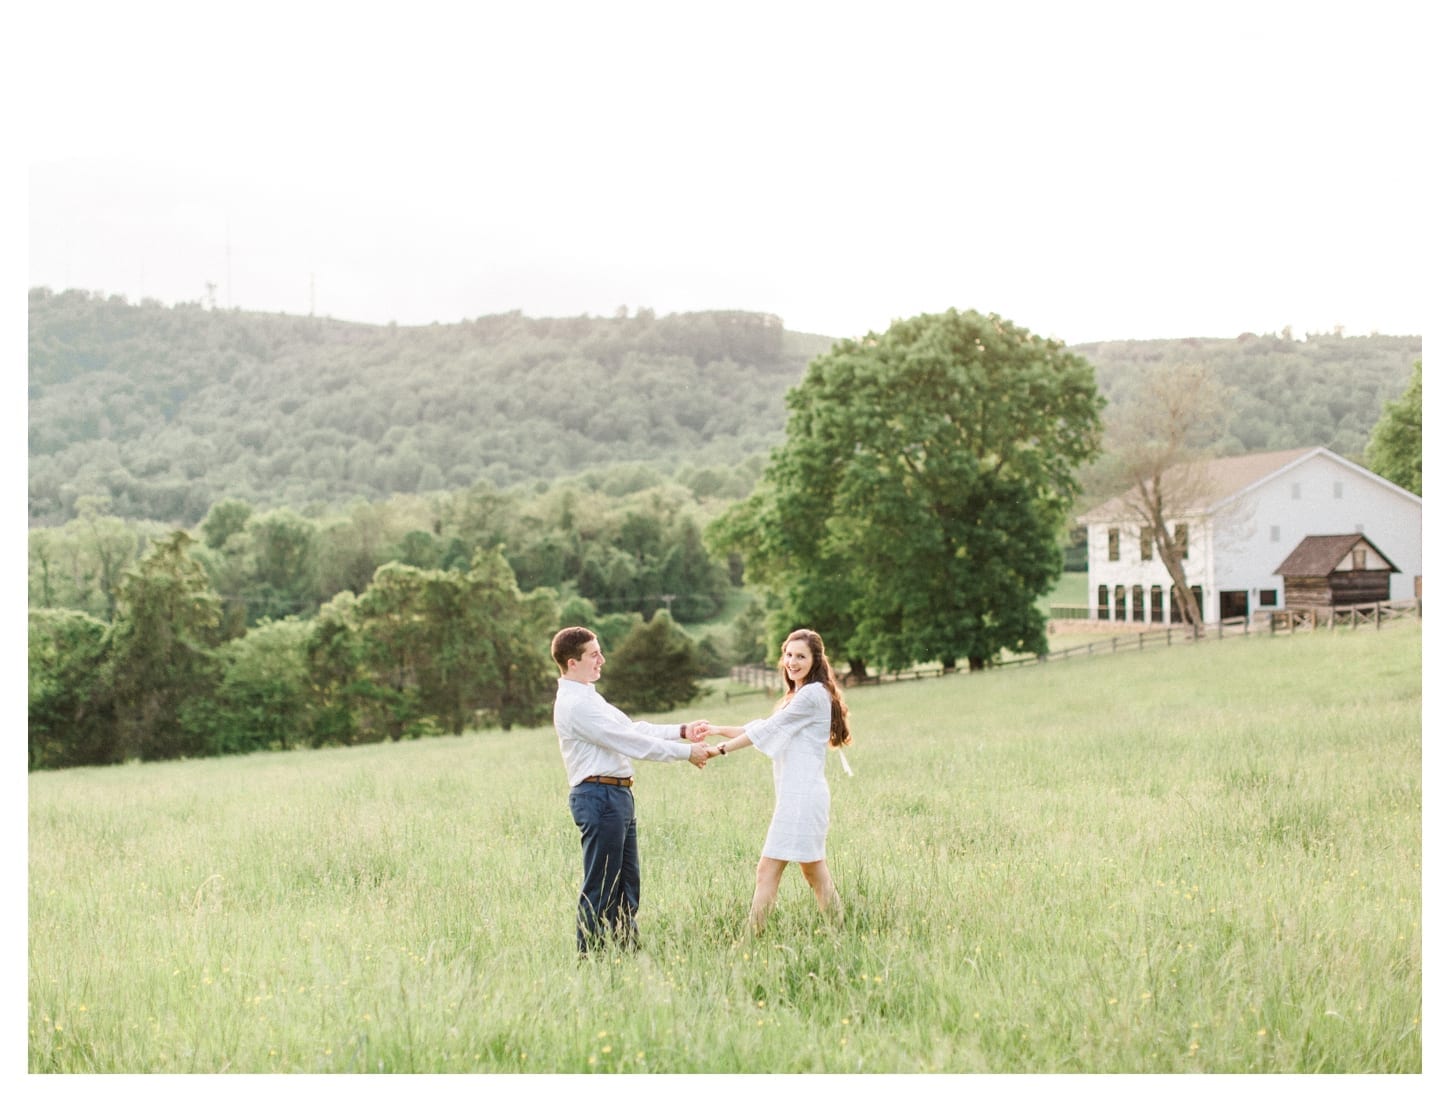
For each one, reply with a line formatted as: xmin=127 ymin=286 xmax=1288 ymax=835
xmin=580 ymin=775 xmax=633 ymax=788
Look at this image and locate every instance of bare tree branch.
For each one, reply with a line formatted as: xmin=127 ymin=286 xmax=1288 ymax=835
xmin=1101 ymin=364 xmax=1230 ymax=629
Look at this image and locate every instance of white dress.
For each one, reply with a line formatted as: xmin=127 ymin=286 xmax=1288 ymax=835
xmin=745 ymin=681 xmax=832 ymax=862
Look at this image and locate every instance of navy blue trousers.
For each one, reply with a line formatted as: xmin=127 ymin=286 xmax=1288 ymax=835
xmin=568 ymin=782 xmax=640 ymax=953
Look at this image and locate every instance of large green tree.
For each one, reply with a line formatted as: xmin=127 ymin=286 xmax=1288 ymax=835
xmin=1364 ymin=359 xmax=1421 ymax=495
xmin=447 ymin=549 xmax=559 ymax=731
xmin=106 ymin=531 xmax=225 ymax=761
xmin=346 ymin=551 xmax=557 ymax=739
xmin=305 ymin=591 xmax=368 ymax=746
xmin=199 ymin=618 xmax=316 ymax=756
xmin=716 ymin=309 xmax=1103 ymax=672
xmin=599 ymin=611 xmax=705 ymax=713
xmin=28 ymin=608 xmax=114 ymax=769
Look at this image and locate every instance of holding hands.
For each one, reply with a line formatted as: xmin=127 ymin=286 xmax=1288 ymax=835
xmin=681 ymin=719 xmax=712 ymax=769
xmin=683 ymin=721 xmax=740 ymax=768
xmin=701 ymin=724 xmax=745 ymax=764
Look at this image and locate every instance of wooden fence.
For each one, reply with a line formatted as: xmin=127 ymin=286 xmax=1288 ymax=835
xmin=725 ymin=599 xmax=1421 ymax=695
xmin=1267 ymin=600 xmax=1421 ymax=632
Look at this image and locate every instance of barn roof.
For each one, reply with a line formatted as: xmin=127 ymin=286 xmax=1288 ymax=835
xmin=1274 ymin=534 xmax=1400 ymax=576
xmin=1078 ymin=447 xmax=1319 ymax=523
xmin=1078 ymin=446 xmax=1425 ymax=526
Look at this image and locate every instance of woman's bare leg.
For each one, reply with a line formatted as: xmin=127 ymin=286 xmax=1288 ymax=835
xmin=799 ymin=860 xmax=843 ymax=924
xmin=749 ymin=857 xmax=788 ymax=934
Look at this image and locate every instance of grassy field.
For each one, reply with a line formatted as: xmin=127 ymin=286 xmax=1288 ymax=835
xmin=1040 ymin=570 xmax=1089 ymax=610
xmin=28 ymin=622 xmax=1421 ymax=1074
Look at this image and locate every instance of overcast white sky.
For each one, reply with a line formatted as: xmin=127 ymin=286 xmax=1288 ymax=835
xmin=19 ymin=0 xmax=1439 ymax=344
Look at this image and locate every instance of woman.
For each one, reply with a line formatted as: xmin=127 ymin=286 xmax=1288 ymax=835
xmin=705 ymin=628 xmax=852 ymax=933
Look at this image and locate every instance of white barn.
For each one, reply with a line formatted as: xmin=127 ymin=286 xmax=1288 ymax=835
xmin=1076 ymin=447 xmax=1422 ymax=625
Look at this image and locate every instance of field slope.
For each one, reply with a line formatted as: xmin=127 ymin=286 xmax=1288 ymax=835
xmin=29 ymin=622 xmax=1421 ymax=1073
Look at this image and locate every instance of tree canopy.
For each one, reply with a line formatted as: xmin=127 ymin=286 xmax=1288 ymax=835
xmin=713 ymin=309 xmax=1104 ymax=672
xmin=594 ymin=611 xmax=706 ymax=714
xmin=1364 ymin=360 xmax=1421 ymax=496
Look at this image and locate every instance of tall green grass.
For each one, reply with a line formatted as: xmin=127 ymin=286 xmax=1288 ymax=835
xmin=29 ymin=623 xmax=1420 ymax=1073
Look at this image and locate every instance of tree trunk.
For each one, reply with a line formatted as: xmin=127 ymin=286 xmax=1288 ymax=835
xmin=1151 ymin=519 xmax=1203 ymax=630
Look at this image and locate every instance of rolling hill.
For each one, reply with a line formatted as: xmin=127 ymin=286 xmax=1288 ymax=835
xmin=27 ymin=287 xmax=1420 ymax=526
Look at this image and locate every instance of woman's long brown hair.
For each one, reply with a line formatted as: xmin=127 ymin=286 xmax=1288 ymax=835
xmin=778 ymin=628 xmax=852 ymax=747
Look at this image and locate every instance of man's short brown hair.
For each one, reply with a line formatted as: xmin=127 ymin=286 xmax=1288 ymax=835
xmin=551 ymin=626 xmax=597 ymax=673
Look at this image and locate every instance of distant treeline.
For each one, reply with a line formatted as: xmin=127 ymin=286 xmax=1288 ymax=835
xmin=29 ymin=527 xmax=730 ymax=771
xmin=31 ymin=465 xmax=750 ymax=630
xmin=28 ymin=289 xmax=1419 ymax=527
xmin=28 ymin=465 xmax=774 ymax=768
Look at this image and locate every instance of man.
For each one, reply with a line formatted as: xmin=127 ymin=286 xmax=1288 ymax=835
xmin=551 ymin=626 xmax=711 ymax=955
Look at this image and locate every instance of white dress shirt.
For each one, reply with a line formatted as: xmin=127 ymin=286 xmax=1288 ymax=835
xmin=553 ymin=678 xmax=692 ymax=786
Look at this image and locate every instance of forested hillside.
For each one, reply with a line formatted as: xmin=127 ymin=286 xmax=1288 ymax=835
xmin=28 ymin=288 xmax=1420 ymax=527
xmin=1077 ymin=329 xmax=1421 ymax=458
xmin=28 ymin=289 xmax=833 ymax=526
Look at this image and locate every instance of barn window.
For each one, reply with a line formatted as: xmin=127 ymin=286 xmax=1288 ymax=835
xmin=1107 ymin=528 xmax=1120 ymax=561
xmin=1097 ymin=585 xmax=1110 ymax=620
xmin=1352 ymin=548 xmax=1366 ymax=570
xmin=1140 ymin=528 xmax=1153 ymax=561
xmin=1150 ymin=585 xmax=1164 ymax=622
xmin=1114 ymin=585 xmax=1127 ymax=620
xmin=1132 ymin=585 xmax=1145 ymax=622
xmin=1259 ymin=589 xmax=1278 ymax=607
